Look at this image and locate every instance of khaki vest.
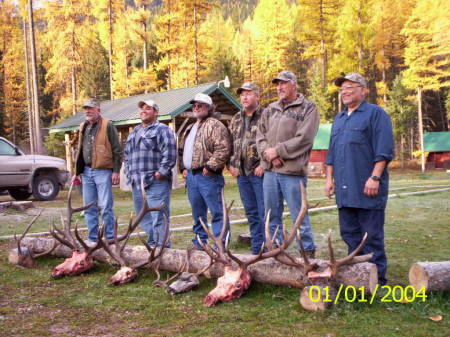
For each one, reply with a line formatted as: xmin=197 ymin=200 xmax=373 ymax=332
xmin=75 ymin=117 xmax=113 ymax=174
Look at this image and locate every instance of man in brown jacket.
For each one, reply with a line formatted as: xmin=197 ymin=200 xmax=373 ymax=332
xmin=256 ymin=71 xmax=319 ymax=256
xmin=74 ymin=98 xmax=121 ymax=242
xmin=179 ymin=93 xmax=231 ymax=249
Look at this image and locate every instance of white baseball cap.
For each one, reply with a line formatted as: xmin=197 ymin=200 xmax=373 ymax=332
xmin=189 ymin=93 xmax=213 ymax=106
xmin=138 ymin=99 xmax=159 ymax=112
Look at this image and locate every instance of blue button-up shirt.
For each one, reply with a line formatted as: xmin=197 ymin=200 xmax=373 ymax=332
xmin=325 ymin=101 xmax=394 ymax=209
xmin=124 ymin=121 xmax=177 ymax=188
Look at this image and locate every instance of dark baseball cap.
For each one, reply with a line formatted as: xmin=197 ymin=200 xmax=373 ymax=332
xmin=236 ymin=82 xmax=260 ymax=95
xmin=272 ymin=70 xmax=297 ymax=84
xmin=335 ymin=73 xmax=368 ymax=87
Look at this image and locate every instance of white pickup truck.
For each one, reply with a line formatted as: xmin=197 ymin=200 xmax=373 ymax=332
xmin=0 ymin=137 xmax=69 ymax=201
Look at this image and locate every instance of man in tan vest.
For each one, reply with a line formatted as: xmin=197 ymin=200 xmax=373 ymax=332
xmin=74 ymin=98 xmax=122 ymax=242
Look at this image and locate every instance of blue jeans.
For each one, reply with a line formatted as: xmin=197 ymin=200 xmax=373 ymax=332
xmin=263 ymin=171 xmax=316 ymax=252
xmin=186 ymin=170 xmax=225 ymax=249
xmin=338 ymin=207 xmax=387 ymax=284
xmin=237 ymin=173 xmax=265 ymax=254
xmin=132 ymin=178 xmax=171 ymax=247
xmin=81 ymin=167 xmax=115 ymax=241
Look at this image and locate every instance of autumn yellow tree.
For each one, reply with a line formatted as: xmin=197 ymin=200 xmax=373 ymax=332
xmin=0 ymin=0 xmax=28 ymax=144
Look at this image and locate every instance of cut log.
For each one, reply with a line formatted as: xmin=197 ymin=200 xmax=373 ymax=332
xmin=238 ymin=233 xmax=251 ymax=245
xmin=300 ymin=284 xmax=338 ymax=311
xmin=409 ymin=261 xmax=450 ymax=292
xmin=20 ymin=237 xmax=378 ymax=291
xmin=11 ymin=201 xmax=34 ymax=211
xmin=0 ymin=202 xmax=12 ymax=211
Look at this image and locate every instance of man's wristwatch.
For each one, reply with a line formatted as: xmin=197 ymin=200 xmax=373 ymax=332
xmin=370 ymin=175 xmax=380 ymax=181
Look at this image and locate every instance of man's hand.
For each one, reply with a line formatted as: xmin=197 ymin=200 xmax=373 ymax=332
xmin=324 ymin=179 xmax=335 ymax=198
xmin=228 ymin=165 xmax=239 ymax=178
xmin=202 ymin=167 xmax=214 ymax=176
xmin=364 ymin=177 xmax=379 ymax=197
xmin=111 ymin=172 xmax=120 ymax=185
xmin=253 ymin=166 xmax=264 ymax=177
xmin=72 ymin=175 xmax=81 ymax=186
xmin=182 ymin=169 xmax=188 ymax=178
xmin=155 ymin=172 xmax=164 ymax=180
xmin=264 ymin=147 xmax=278 ymax=162
xmin=271 ymin=157 xmax=284 ymax=168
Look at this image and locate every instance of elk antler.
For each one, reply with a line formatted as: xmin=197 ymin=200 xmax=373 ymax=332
xmin=327 ymin=230 xmax=373 ymax=277
xmin=49 ymin=182 xmax=96 ymax=251
xmin=197 ymin=190 xmax=234 ymax=266
xmin=227 ymin=181 xmax=312 ymax=270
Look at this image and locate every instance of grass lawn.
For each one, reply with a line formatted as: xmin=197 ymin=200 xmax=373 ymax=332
xmin=0 ymin=170 xmax=449 ymax=336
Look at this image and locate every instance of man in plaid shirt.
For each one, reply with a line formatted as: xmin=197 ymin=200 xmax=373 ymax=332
xmin=124 ymin=99 xmax=177 ymax=247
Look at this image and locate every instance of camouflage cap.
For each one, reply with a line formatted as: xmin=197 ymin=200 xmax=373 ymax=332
xmin=272 ymin=70 xmax=297 ymax=84
xmin=236 ymin=82 xmax=260 ymax=95
xmin=82 ymin=98 xmax=100 ymax=109
xmin=335 ymin=73 xmax=368 ymax=87
xmin=138 ymin=99 xmax=159 ymax=112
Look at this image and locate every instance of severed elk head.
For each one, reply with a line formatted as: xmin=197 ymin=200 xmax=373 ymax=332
xmin=100 ymin=201 xmax=166 ymax=286
xmin=49 ymin=182 xmax=103 ymax=278
xmin=306 ymin=230 xmax=373 ymax=283
xmin=9 ymin=208 xmax=58 ymax=268
xmin=199 ymin=182 xmax=311 ymax=307
xmin=163 ymin=247 xmax=213 ymax=295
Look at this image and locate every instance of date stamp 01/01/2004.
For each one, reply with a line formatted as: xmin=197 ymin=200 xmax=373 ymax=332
xmin=308 ymin=285 xmax=428 ymax=304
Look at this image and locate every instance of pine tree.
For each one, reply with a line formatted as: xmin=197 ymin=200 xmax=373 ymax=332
xmin=0 ymin=0 xmax=28 ymax=144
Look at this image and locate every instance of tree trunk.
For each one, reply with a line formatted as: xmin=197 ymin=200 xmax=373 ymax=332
xmin=108 ymin=0 xmax=114 ymax=100
xmin=417 ymin=88 xmax=425 ymax=172
xmin=193 ymin=0 xmax=199 ymax=85
xmin=319 ymin=0 xmax=326 ymax=89
xmin=28 ymin=0 xmax=43 ymax=154
xmin=409 ymin=261 xmax=450 ymax=292
xmin=20 ymin=237 xmax=378 ymax=291
xmin=22 ymin=19 xmax=35 ymax=154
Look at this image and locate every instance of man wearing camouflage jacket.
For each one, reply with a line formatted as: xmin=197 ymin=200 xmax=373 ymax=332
xmin=228 ymin=82 xmax=265 ymax=255
xmin=179 ymin=93 xmax=231 ymax=250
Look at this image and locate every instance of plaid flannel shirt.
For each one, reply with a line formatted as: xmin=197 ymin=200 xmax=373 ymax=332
xmin=124 ymin=121 xmax=177 ymax=188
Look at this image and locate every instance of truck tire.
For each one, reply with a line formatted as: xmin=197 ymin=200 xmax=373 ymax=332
xmin=8 ymin=188 xmax=32 ymax=201
xmin=32 ymin=174 xmax=60 ymax=201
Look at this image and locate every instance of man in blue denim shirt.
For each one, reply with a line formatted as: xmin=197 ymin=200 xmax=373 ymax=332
xmin=324 ymin=73 xmax=394 ymax=285
xmin=124 ymin=100 xmax=177 ymax=247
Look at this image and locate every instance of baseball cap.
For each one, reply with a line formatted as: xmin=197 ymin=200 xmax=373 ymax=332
xmin=236 ymin=82 xmax=260 ymax=95
xmin=272 ymin=70 xmax=297 ymax=84
xmin=189 ymin=93 xmax=213 ymax=106
xmin=138 ymin=99 xmax=159 ymax=112
xmin=335 ymin=73 xmax=368 ymax=87
xmin=82 ymin=98 xmax=100 ymax=109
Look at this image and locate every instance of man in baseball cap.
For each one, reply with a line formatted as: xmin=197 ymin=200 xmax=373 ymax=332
xmin=256 ymin=70 xmax=319 ymax=258
xmin=123 ymin=98 xmax=176 ymax=247
xmin=228 ymin=82 xmax=265 ymax=254
xmin=74 ymin=98 xmax=121 ymax=242
xmin=179 ymin=92 xmax=231 ymax=250
xmin=324 ymin=72 xmax=394 ymax=285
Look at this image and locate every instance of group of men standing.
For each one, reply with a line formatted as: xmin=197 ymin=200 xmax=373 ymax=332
xmin=74 ymin=70 xmax=393 ymax=285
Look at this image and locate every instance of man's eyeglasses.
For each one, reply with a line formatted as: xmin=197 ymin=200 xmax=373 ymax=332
xmin=192 ymin=103 xmax=206 ymax=109
xmin=339 ymin=85 xmax=363 ymax=92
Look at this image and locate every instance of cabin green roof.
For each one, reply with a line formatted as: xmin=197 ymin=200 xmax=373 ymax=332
xmin=424 ymin=132 xmax=450 ymax=152
xmin=49 ymin=83 xmax=241 ymax=133
xmin=312 ymin=123 xmax=332 ymax=150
